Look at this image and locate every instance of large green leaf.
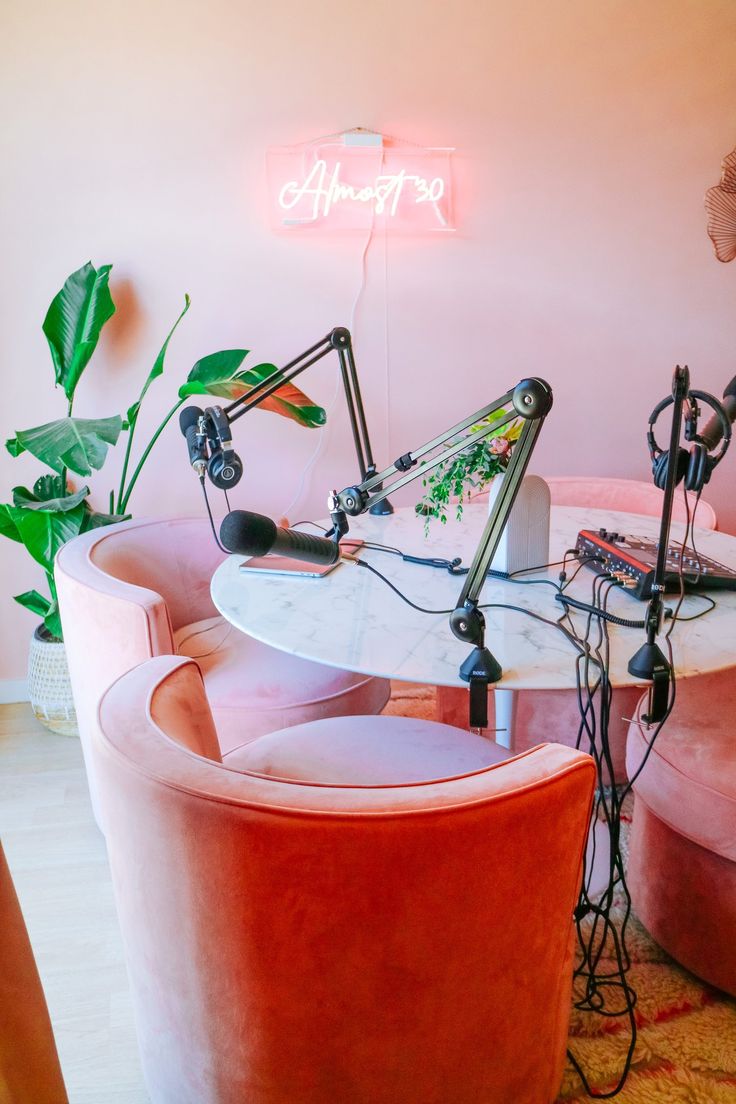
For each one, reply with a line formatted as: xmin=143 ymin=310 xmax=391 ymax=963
xmin=6 ymin=415 xmax=123 ymax=476
xmin=44 ymin=601 xmax=63 ymax=641
xmin=5 ymin=502 xmax=87 ymax=571
xmin=12 ymin=483 xmax=89 ymax=512
xmin=178 ymin=352 xmax=326 ymax=429
xmin=127 ymin=295 xmax=191 ymax=431
xmin=14 ymin=589 xmax=51 ymax=618
xmin=178 ymin=350 xmax=250 ymax=397
xmin=32 ymin=474 xmax=66 ymax=500
xmin=44 ymin=574 xmax=63 ymax=640
xmin=42 ymin=262 xmax=116 ymax=401
xmin=80 ymin=508 xmax=129 ymax=532
xmin=0 ymin=504 xmax=21 ymax=542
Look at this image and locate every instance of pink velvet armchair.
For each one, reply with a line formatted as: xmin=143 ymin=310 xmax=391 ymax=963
xmin=95 ymin=654 xmax=595 ymax=1104
xmin=626 ymin=671 xmax=736 ymax=996
xmin=55 ymin=517 xmax=390 ymax=824
xmin=438 ymin=476 xmax=718 ymax=781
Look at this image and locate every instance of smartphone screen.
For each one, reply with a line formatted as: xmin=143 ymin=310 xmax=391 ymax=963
xmin=239 ymin=539 xmax=364 ymax=578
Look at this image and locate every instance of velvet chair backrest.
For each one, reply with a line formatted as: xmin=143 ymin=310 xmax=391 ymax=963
xmin=544 ymin=476 xmax=718 ymax=529
xmin=469 ymin=476 xmax=718 ymax=529
xmin=54 ymin=517 xmax=226 ymax=824
xmin=0 ymin=841 xmax=68 ymax=1103
xmin=84 ymin=516 xmax=226 ymax=632
xmin=95 ymin=655 xmax=596 ymax=1104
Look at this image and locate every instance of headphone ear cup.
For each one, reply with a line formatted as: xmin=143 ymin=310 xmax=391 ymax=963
xmin=653 ymin=447 xmax=688 ymax=490
xmin=207 ymin=449 xmax=243 ymax=490
xmin=685 ymin=443 xmax=710 ymax=492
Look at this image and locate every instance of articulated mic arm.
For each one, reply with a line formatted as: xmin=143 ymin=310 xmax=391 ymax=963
xmin=183 ymin=328 xmax=392 ymax=514
xmin=327 ymin=377 xmax=553 ymax=728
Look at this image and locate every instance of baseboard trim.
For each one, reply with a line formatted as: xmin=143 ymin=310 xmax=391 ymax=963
xmin=0 ymin=680 xmax=29 ymax=704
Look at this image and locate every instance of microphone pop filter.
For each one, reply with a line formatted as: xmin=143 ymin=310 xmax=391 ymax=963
xmin=220 ymin=510 xmax=276 ymax=556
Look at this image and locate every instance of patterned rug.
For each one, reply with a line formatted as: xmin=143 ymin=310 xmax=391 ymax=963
xmin=385 ymin=683 xmax=736 ymax=1103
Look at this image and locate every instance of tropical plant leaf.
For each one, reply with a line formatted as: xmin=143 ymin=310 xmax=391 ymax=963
xmin=178 ymin=350 xmax=250 ymax=397
xmin=14 ymin=589 xmax=51 ymax=618
xmin=42 ymin=262 xmax=116 ymax=401
xmin=6 ymin=416 xmax=123 ymax=476
xmin=80 ymin=509 xmax=129 ymax=532
xmin=44 ymin=598 xmax=63 ymax=641
xmin=178 ymin=353 xmax=326 ymax=428
xmin=32 ymin=474 xmax=66 ymax=501
xmin=0 ymin=504 xmax=22 ymax=542
xmin=12 ymin=484 xmax=89 ymax=512
xmin=224 ymin=364 xmax=326 ymax=428
xmin=126 ymin=295 xmax=191 ymax=432
xmin=5 ymin=502 xmax=87 ymax=571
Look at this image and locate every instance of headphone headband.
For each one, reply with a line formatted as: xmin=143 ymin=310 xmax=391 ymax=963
xmin=647 ymin=388 xmax=731 ymax=492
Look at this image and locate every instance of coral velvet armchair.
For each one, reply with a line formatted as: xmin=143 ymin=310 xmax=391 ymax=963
xmin=0 ymin=841 xmax=67 ymax=1103
xmin=54 ymin=517 xmax=390 ymax=822
xmin=94 ymin=653 xmax=595 ymax=1104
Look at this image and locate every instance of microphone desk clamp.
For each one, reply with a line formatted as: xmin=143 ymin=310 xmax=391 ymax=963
xmin=326 ymin=377 xmax=553 ymax=732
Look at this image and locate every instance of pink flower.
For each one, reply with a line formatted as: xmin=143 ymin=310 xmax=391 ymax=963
xmin=490 ymin=437 xmax=510 ymax=456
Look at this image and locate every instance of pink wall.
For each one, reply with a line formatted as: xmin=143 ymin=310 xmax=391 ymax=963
xmin=2 ymin=0 xmax=736 ymax=687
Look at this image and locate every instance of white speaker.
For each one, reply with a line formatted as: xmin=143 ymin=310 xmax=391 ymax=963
xmin=487 ymin=474 xmax=551 ymax=574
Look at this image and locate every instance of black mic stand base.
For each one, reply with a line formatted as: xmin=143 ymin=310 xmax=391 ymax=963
xmin=366 ymin=478 xmax=394 ymax=515
xmin=459 ymin=647 xmax=503 ymax=732
xmin=627 ymin=642 xmax=671 ymax=725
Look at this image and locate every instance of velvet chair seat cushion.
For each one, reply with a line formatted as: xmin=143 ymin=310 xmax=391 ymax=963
xmin=626 ymin=672 xmax=736 ymax=862
xmin=225 ymin=715 xmax=511 ymax=784
xmin=174 ymin=616 xmax=389 ymax=754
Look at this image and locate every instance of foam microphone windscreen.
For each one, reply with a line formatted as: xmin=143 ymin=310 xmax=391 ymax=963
xmin=179 ymin=406 xmax=204 ymax=434
xmin=220 ymin=511 xmax=276 ymax=556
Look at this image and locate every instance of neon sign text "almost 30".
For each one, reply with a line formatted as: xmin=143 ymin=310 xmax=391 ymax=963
xmin=278 ymin=159 xmax=446 ymax=221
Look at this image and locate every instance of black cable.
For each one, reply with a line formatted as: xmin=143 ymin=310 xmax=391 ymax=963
xmin=353 ymin=559 xmax=586 ymax=656
xmin=565 ymin=572 xmax=641 ymax=1097
xmin=354 ymin=559 xmax=457 ymax=614
xmin=555 ymin=592 xmax=656 ymax=629
xmin=673 ymin=594 xmax=716 ymax=620
xmin=201 ymin=478 xmax=228 ymax=553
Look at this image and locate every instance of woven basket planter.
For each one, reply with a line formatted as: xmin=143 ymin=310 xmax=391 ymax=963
xmin=27 ymin=625 xmax=77 ymax=736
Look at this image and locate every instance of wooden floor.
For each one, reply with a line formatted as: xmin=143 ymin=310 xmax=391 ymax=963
xmin=0 ymin=703 xmax=150 ymax=1103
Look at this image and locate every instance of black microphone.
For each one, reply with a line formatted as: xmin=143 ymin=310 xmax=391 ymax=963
xmin=220 ymin=510 xmax=342 ymax=566
xmin=699 ymin=375 xmax=736 ymax=450
xmin=179 ymin=406 xmax=208 ymax=476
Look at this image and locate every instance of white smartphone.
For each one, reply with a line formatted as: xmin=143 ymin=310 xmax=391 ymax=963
xmin=239 ymin=539 xmax=364 ymax=578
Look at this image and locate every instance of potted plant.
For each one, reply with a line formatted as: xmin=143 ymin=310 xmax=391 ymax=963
xmin=416 ymin=409 xmax=522 ymax=530
xmin=1 ymin=262 xmax=325 ymax=734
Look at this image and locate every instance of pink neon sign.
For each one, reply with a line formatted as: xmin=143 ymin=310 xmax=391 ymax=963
xmin=267 ymin=135 xmax=455 ymax=233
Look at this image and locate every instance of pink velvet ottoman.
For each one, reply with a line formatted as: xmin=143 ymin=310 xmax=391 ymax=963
xmin=626 ymin=671 xmax=736 ymax=996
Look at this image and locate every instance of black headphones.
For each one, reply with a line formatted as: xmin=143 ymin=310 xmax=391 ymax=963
xmin=205 ymin=405 xmax=244 ymax=490
xmin=647 ymin=389 xmax=731 ymax=492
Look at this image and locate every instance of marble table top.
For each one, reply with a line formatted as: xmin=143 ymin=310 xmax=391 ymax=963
xmin=211 ymin=504 xmax=736 ymax=690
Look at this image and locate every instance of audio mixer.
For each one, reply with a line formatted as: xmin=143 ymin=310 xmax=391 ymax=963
xmin=575 ymin=528 xmax=736 ymax=600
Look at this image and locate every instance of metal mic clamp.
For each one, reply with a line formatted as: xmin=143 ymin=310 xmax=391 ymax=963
xmin=451 ymin=601 xmax=503 ymax=731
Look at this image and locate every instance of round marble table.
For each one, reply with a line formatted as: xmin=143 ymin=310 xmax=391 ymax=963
xmin=211 ymin=503 xmax=736 ymax=694
xmin=213 ymin=503 xmax=736 ymax=900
